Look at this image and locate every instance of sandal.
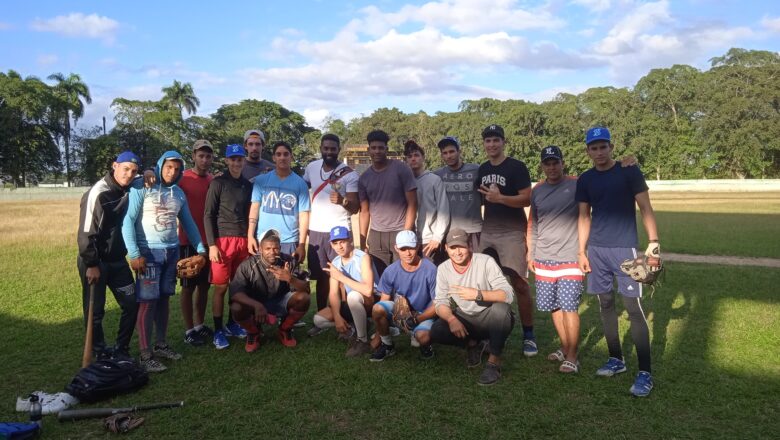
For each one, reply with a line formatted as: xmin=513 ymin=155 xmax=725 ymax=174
xmin=103 ymin=413 xmax=145 ymax=433
xmin=547 ymin=349 xmax=565 ymax=362
xmin=559 ymin=360 xmax=580 ymax=374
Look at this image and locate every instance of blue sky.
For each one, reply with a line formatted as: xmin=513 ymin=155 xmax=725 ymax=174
xmin=2 ymin=0 xmax=779 ymax=129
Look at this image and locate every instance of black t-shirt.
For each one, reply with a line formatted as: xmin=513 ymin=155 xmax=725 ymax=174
xmin=477 ymin=157 xmax=531 ymax=233
xmin=229 ymin=253 xmax=304 ymax=302
xmin=203 ymin=173 xmax=252 ymax=244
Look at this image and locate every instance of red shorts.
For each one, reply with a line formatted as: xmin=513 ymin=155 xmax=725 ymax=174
xmin=210 ymin=237 xmax=249 ymax=285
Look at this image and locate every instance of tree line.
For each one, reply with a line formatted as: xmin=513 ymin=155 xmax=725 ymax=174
xmin=1 ymin=48 xmax=778 ymax=187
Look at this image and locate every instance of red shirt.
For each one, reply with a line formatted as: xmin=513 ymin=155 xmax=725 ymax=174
xmin=178 ymin=169 xmax=213 ymax=245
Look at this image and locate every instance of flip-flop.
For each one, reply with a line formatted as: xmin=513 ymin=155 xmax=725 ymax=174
xmin=547 ymin=349 xmax=565 ymax=362
xmin=559 ymin=360 xmax=580 ymax=374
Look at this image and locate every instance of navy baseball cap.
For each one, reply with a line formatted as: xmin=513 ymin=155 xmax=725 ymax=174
xmin=437 ymin=136 xmax=460 ymax=149
xmin=115 ymin=151 xmax=140 ymax=165
xmin=541 ymin=145 xmax=563 ymax=162
xmin=482 ymin=124 xmax=505 ymax=139
xmin=585 ymin=126 xmax=611 ymax=145
xmin=329 ymin=226 xmax=350 ymax=242
xmin=225 ymin=144 xmax=246 ymax=158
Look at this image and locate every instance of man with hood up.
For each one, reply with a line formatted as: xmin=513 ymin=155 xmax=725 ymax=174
xmin=122 ymin=150 xmax=206 ymax=373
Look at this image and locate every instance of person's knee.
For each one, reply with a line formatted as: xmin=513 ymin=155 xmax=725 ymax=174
xmin=415 ymin=330 xmax=431 ymax=346
xmin=372 ymin=304 xmax=387 ymax=320
xmin=346 ymin=291 xmax=364 ymax=307
xmin=598 ymin=293 xmax=615 ymax=310
xmin=289 ymin=292 xmax=310 ymax=311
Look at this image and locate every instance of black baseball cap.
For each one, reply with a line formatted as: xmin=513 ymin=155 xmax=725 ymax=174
xmin=541 ymin=145 xmax=563 ymax=162
xmin=482 ymin=124 xmax=504 ymax=139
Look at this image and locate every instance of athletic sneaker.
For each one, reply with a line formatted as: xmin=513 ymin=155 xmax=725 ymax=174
xmin=184 ymin=330 xmax=205 ymax=347
xmin=523 ymin=339 xmax=539 ymax=357
xmin=225 ymin=322 xmax=247 ymax=339
xmin=370 ymin=343 xmax=396 ymax=362
xmin=630 ymin=371 xmax=654 ymax=397
xmin=278 ymin=328 xmax=297 ymax=347
xmin=293 ymin=320 xmax=307 ymax=328
xmin=466 ymin=340 xmax=488 ymax=368
xmin=195 ymin=325 xmax=214 ymax=340
xmin=213 ymin=329 xmax=230 ymax=350
xmin=478 ymin=362 xmax=501 ymax=386
xmin=245 ymin=333 xmax=260 ymax=353
xmin=112 ymin=347 xmax=133 ymax=361
xmin=389 ymin=326 xmax=401 ymax=337
xmin=139 ymin=353 xmax=167 ymax=373
xmin=596 ymin=357 xmax=628 ymax=377
xmin=307 ymin=325 xmax=330 ymax=337
xmin=153 ymin=343 xmax=182 ymax=360
xmin=346 ymin=339 xmax=372 ymax=357
xmin=337 ymin=327 xmax=355 ymax=342
xmin=419 ymin=345 xmax=434 ymax=360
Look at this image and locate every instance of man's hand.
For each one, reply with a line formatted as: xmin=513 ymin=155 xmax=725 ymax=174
xmin=329 ymin=190 xmax=344 ymax=205
xmin=247 ymin=236 xmax=259 ymax=255
xmin=142 ymin=170 xmax=156 ymax=188
xmin=322 ymin=262 xmax=344 ymax=283
xmin=209 ymin=245 xmax=222 ymax=263
xmin=334 ymin=315 xmax=350 ymax=334
xmin=253 ymin=302 xmax=268 ymax=325
xmin=130 ymin=257 xmax=147 ymax=276
xmin=359 ymin=236 xmax=367 ymax=252
xmin=645 ymin=241 xmax=661 ymax=268
xmin=447 ymin=316 xmax=468 ymax=339
xmin=528 ymin=257 xmax=535 ymax=274
xmin=267 ymin=262 xmax=293 ymax=283
xmin=478 ymin=183 xmax=502 ymax=203
xmin=621 ymin=155 xmax=639 ymax=167
xmin=451 ymin=285 xmax=478 ymax=301
xmin=422 ymin=240 xmax=440 ymax=258
xmin=578 ymin=252 xmax=591 ymax=273
xmin=293 ymin=243 xmax=306 ymax=262
xmin=86 ymin=266 xmax=101 ymax=285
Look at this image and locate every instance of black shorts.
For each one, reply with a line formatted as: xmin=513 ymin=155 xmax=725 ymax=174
xmin=178 ymin=245 xmax=210 ymax=288
xmin=307 ymin=230 xmax=338 ymax=279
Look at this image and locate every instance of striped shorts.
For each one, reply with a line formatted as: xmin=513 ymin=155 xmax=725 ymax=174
xmin=533 ymin=260 xmax=584 ymax=312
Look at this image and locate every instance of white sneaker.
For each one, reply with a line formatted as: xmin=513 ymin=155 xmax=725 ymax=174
xmin=410 ymin=333 xmax=420 ymax=347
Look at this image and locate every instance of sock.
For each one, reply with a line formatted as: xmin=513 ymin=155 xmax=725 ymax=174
xmin=522 ymin=325 xmax=535 ymax=340
xmin=313 ymin=314 xmax=335 ymax=329
xmin=380 ymin=335 xmax=392 ymax=345
xmin=194 ymin=324 xmax=204 ymax=331
xmin=213 ymin=316 xmax=224 ymax=331
xmin=280 ymin=310 xmax=306 ymax=331
xmin=346 ymin=291 xmax=368 ymax=340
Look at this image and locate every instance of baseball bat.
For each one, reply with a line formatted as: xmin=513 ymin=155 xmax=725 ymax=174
xmin=82 ymin=283 xmax=95 ymax=368
xmin=58 ymin=401 xmax=184 ymax=422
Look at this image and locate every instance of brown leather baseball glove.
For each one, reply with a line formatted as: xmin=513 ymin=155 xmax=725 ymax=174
xmin=176 ymin=255 xmax=206 ymax=279
xmin=392 ymin=295 xmax=418 ymax=334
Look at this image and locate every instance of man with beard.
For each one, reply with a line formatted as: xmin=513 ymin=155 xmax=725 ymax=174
xmin=240 ymin=129 xmax=275 ymax=182
xmin=303 ymin=134 xmax=359 ymax=316
xmin=358 ymin=130 xmax=417 ymax=274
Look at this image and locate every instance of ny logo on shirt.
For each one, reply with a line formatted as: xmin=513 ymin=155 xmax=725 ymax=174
xmin=262 ymin=190 xmax=297 ymax=214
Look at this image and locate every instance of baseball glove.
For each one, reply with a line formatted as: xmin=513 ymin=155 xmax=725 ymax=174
xmin=103 ymin=413 xmax=144 ymax=434
xmin=392 ymin=295 xmax=418 ymax=334
xmin=620 ymin=255 xmax=663 ymax=285
xmin=176 ymin=255 xmax=206 ymax=279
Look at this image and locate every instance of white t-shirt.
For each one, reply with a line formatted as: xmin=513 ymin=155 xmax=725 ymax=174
xmin=303 ymin=159 xmax=359 ymax=233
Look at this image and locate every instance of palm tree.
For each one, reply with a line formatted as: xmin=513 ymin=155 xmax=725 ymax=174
xmin=161 ymin=80 xmax=200 ymax=116
xmin=48 ymin=72 xmax=91 ymax=187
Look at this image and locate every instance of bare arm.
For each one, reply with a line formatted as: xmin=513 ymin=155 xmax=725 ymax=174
xmin=359 ymin=200 xmax=370 ymax=250
xmin=404 ymin=189 xmax=418 ymax=230
xmin=634 ymin=191 xmax=659 ymax=242
xmin=247 ymin=202 xmax=260 ymax=255
xmin=478 ymin=185 xmax=531 ymax=208
xmin=577 ymin=202 xmax=592 ymax=273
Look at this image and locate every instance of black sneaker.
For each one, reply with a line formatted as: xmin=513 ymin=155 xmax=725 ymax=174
xmin=111 ymin=346 xmax=133 ymax=361
xmin=419 ymin=345 xmax=435 ymax=360
xmin=195 ymin=325 xmax=214 ymax=340
xmin=478 ymin=362 xmax=501 ymax=386
xmin=466 ymin=340 xmax=488 ymax=368
xmin=370 ymin=343 xmax=396 ymax=362
xmin=184 ymin=330 xmax=205 ymax=347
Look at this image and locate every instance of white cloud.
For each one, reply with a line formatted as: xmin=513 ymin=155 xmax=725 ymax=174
xmin=30 ymin=13 xmax=119 ymax=44
xmin=761 ymin=16 xmax=780 ymax=33
xmin=570 ymin=0 xmax=612 ymax=12
xmin=36 ymin=54 xmax=59 ymax=66
xmin=593 ymin=0 xmax=672 ymax=56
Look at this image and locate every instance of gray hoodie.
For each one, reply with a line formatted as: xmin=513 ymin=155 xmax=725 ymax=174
xmin=415 ymin=171 xmax=450 ymax=244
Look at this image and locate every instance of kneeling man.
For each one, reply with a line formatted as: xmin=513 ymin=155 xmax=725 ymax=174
xmin=229 ymin=230 xmax=311 ymax=352
xmin=430 ymin=228 xmax=515 ymax=385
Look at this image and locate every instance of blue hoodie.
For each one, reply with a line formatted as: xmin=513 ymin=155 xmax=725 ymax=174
xmin=122 ymin=151 xmax=206 ymax=259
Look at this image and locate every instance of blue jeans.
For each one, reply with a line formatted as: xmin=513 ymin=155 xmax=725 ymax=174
xmin=136 ymin=247 xmax=179 ymax=302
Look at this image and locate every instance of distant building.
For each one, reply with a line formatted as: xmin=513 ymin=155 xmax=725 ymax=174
xmin=342 ymin=144 xmax=404 ymax=174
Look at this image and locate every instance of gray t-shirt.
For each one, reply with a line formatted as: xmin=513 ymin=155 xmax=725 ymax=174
xmin=434 ymin=163 xmax=483 ymax=233
xmin=434 ymin=253 xmax=514 ymax=315
xmin=241 ymin=159 xmax=276 ymax=182
xmin=529 ymin=177 xmax=579 ymax=262
xmin=358 ymin=160 xmax=417 ymax=232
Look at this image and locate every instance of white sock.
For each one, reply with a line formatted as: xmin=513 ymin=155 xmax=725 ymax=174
xmin=194 ymin=324 xmax=204 ymax=331
xmin=313 ymin=314 xmax=335 ymax=329
xmin=380 ymin=335 xmax=392 ymax=345
xmin=347 ymin=291 xmax=367 ymax=340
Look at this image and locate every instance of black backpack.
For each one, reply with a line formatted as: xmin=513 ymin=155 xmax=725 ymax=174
xmin=65 ymin=359 xmax=149 ymax=403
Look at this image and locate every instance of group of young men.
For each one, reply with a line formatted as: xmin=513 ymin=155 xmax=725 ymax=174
xmin=76 ymin=123 xmax=661 ymax=395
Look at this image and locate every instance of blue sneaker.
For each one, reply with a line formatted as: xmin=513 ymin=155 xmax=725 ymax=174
xmin=225 ymin=322 xmax=247 ymax=339
xmin=523 ymin=339 xmax=538 ymax=357
xmin=596 ymin=357 xmax=627 ymax=377
xmin=630 ymin=371 xmax=654 ymax=397
xmin=213 ymin=329 xmax=230 ymax=350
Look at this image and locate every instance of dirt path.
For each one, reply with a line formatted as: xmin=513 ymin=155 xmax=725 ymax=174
xmin=665 ymin=253 xmax=780 ymax=268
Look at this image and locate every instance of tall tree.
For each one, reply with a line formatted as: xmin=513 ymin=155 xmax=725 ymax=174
xmin=161 ymin=80 xmax=200 ymax=116
xmin=48 ymin=72 xmax=91 ymax=186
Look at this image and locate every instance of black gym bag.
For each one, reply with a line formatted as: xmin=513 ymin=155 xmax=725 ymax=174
xmin=65 ymin=359 xmax=149 ymax=403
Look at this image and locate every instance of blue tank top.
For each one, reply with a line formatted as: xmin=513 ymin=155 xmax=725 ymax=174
xmin=332 ymin=249 xmax=378 ymax=293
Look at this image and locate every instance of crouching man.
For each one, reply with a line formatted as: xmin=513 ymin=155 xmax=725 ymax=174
xmin=430 ymin=228 xmax=515 ymax=386
xmin=229 ymin=230 xmax=311 ymax=352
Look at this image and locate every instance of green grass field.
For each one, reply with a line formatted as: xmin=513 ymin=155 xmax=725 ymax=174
xmin=0 ymin=195 xmax=778 ymax=439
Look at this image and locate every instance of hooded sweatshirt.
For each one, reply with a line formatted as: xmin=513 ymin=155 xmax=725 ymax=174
xmin=122 ymin=151 xmax=205 ymax=259
xmin=415 ymin=171 xmax=450 ymax=244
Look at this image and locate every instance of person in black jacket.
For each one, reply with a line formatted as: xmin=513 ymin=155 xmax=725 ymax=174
xmin=76 ymin=151 xmax=143 ymax=359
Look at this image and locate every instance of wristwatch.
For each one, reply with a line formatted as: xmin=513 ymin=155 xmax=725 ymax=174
xmin=475 ymin=289 xmax=483 ymax=302
xmin=341 ymin=197 xmax=349 ymax=207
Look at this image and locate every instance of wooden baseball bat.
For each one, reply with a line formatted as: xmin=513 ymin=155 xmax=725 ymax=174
xmin=82 ymin=283 xmax=95 ymax=368
xmin=58 ymin=401 xmax=184 ymax=421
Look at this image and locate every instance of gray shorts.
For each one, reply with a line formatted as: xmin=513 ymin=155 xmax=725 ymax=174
xmin=480 ymin=230 xmax=528 ymax=279
xmin=586 ymin=246 xmax=643 ymax=298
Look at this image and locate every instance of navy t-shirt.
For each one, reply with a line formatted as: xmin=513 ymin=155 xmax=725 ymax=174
xmin=477 ymin=157 xmax=532 ymax=233
xmin=377 ymin=258 xmax=437 ymax=312
xmin=575 ymin=161 xmax=649 ymax=248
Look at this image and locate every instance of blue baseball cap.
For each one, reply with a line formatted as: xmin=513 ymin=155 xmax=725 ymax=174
xmin=395 ymin=230 xmax=418 ymax=248
xmin=225 ymin=144 xmax=246 ymax=158
xmin=585 ymin=127 xmax=611 ymax=145
xmin=329 ymin=226 xmax=350 ymax=242
xmin=115 ymin=151 xmax=141 ymax=165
